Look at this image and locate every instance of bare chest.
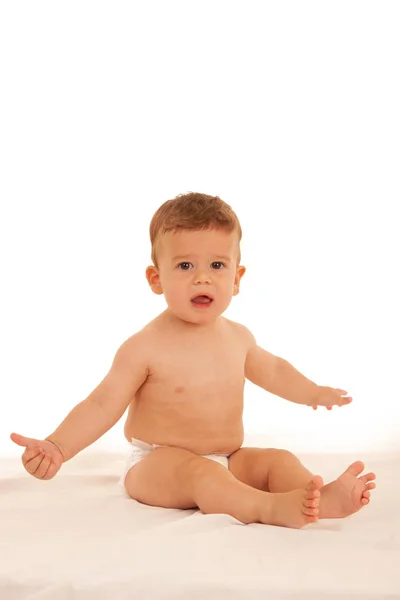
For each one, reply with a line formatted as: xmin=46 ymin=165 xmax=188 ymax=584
xmin=124 ymin=320 xmax=247 ymax=451
xmin=145 ymin=334 xmax=244 ymax=404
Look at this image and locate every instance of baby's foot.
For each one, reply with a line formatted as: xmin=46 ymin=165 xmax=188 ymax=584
xmin=265 ymin=476 xmax=323 ymax=529
xmin=319 ymin=461 xmax=376 ymax=519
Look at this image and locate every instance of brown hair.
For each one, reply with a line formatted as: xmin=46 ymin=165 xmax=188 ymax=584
xmin=149 ymin=192 xmax=242 ymax=268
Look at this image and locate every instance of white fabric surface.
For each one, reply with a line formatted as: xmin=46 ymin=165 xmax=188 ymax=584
xmin=1 ymin=445 xmax=399 ymax=600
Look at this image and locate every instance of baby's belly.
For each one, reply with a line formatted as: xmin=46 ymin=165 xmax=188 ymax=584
xmin=123 ymin=395 xmax=244 ymax=455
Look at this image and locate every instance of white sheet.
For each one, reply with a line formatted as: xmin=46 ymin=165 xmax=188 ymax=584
xmin=1 ymin=446 xmax=399 ymax=600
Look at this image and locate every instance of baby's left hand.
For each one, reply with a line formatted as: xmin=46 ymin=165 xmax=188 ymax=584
xmin=309 ymin=386 xmax=352 ymax=411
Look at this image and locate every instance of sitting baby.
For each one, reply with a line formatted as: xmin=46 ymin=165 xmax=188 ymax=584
xmin=10 ymin=192 xmax=376 ymax=528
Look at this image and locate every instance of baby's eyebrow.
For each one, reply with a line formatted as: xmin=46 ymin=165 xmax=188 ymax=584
xmin=172 ymin=255 xmax=231 ymax=262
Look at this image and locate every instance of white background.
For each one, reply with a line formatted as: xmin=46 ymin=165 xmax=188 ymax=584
xmin=1 ymin=1 xmax=399 ymax=457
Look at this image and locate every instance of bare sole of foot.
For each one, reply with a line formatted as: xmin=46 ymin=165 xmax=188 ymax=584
xmin=265 ymin=475 xmax=324 ymax=528
xmin=319 ymin=461 xmax=376 ymax=519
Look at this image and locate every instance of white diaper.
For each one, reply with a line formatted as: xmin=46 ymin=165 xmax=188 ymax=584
xmin=119 ymin=437 xmax=230 ymax=489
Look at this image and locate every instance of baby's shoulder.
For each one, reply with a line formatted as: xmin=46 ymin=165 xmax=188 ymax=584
xmin=116 ymin=326 xmax=155 ymax=358
xmin=222 ymin=318 xmax=256 ymax=348
xmin=128 ymin=320 xmax=160 ymax=345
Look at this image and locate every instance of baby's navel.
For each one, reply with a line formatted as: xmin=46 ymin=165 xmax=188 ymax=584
xmin=175 ymin=386 xmax=185 ymax=394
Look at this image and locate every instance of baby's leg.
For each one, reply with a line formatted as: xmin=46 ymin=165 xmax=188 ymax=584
xmin=229 ymin=448 xmax=376 ymax=519
xmin=124 ymin=446 xmax=322 ymax=528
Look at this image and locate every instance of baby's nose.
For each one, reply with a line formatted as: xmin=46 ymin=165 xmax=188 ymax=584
xmin=194 ymin=270 xmax=211 ymax=283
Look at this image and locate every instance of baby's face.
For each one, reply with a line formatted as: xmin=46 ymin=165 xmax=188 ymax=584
xmin=148 ymin=228 xmax=245 ymax=325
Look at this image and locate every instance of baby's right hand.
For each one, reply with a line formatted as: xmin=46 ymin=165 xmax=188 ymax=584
xmin=10 ymin=432 xmax=64 ymax=480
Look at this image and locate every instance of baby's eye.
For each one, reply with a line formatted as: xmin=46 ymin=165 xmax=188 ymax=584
xmin=178 ymin=262 xmax=192 ymax=270
xmin=211 ymin=262 xmax=225 ymax=270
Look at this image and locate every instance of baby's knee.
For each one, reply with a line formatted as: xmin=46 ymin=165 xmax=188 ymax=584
xmin=272 ymin=448 xmax=300 ymax=465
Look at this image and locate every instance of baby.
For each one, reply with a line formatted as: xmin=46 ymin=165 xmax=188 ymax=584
xmin=10 ymin=192 xmax=376 ymax=528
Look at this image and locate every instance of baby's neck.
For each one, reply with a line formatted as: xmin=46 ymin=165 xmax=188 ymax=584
xmin=161 ymin=309 xmax=223 ymax=335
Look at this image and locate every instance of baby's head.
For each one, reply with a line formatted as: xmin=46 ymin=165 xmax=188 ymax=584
xmin=146 ymin=192 xmax=246 ymax=327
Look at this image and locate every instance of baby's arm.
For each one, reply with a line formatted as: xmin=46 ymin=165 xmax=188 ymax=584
xmin=46 ymin=334 xmax=149 ymax=461
xmin=242 ymin=325 xmax=351 ymax=409
xmin=11 ymin=333 xmax=149 ymax=472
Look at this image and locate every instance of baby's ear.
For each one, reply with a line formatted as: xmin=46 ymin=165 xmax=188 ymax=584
xmin=145 ymin=266 xmax=163 ymax=295
xmin=236 ymin=265 xmax=246 ymax=282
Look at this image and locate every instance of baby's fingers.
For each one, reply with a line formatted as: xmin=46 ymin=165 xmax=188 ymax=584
xmin=339 ymin=396 xmax=353 ymax=406
xmin=336 ymin=389 xmax=353 ymax=405
xmin=34 ymin=452 xmax=52 ymax=479
xmin=23 ymin=449 xmax=46 ymax=476
xmin=10 ymin=432 xmax=38 ymax=450
xmin=41 ymin=459 xmax=60 ymax=480
xmin=22 ymin=445 xmax=43 ymax=464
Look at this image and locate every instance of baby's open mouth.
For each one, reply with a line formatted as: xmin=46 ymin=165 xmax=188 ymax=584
xmin=191 ymin=295 xmax=213 ymax=305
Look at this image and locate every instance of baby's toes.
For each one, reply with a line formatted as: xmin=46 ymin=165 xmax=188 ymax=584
xmin=304 ymin=499 xmax=318 ymax=508
xmin=365 ymin=482 xmax=376 ymax=490
xmin=305 ymin=475 xmax=323 ymax=497
xmin=303 ymin=507 xmax=319 ymax=517
xmin=360 ymin=472 xmax=376 ymax=484
xmin=360 ymin=490 xmax=370 ymax=505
